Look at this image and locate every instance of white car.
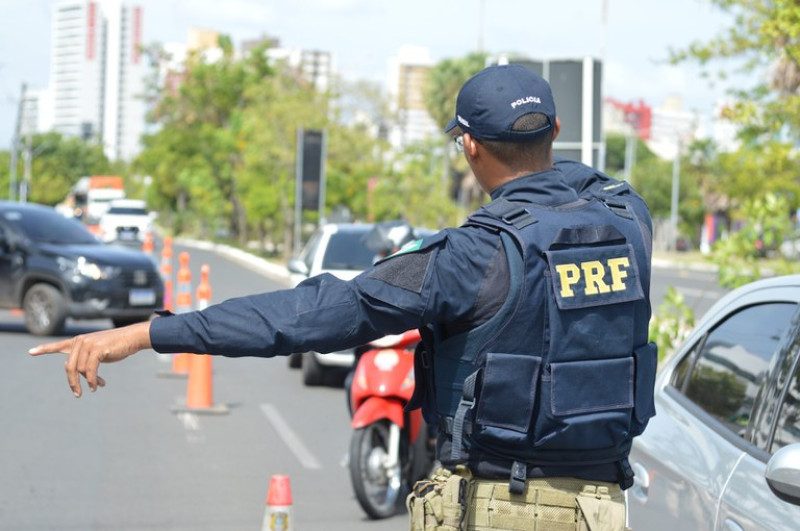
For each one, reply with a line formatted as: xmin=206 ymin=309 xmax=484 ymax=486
xmin=98 ymin=199 xmax=155 ymax=243
xmin=286 ymin=223 xmax=380 ymax=386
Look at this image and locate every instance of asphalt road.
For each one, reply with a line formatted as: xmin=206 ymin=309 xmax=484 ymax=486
xmin=0 ymin=241 xmax=728 ymax=530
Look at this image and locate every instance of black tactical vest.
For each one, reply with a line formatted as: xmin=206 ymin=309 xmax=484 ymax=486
xmin=426 ymin=194 xmax=657 ymax=490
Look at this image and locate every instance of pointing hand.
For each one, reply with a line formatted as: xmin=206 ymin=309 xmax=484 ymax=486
xmin=29 ymin=321 xmax=153 ymax=398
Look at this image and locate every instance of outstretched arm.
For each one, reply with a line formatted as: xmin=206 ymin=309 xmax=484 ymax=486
xmin=28 ymin=320 xmax=152 ymax=398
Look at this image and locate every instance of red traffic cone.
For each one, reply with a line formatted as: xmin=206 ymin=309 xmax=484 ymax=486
xmin=262 ymin=475 xmax=293 ymax=531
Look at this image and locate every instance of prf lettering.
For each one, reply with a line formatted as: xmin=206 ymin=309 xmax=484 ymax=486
xmin=555 ymin=257 xmax=630 ymax=297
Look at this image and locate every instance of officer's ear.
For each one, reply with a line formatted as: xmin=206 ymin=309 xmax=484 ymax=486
xmin=553 ymin=117 xmax=561 ymax=142
xmin=464 ymin=133 xmax=480 ymax=160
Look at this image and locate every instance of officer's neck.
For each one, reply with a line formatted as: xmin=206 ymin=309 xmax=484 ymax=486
xmin=478 ymin=159 xmax=554 ymax=195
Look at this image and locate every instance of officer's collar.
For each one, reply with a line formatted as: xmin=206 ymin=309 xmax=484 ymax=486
xmin=489 ymin=168 xmax=579 ymax=203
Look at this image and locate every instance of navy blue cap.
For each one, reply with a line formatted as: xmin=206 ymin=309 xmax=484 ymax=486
xmin=444 ymin=64 xmax=556 ymax=141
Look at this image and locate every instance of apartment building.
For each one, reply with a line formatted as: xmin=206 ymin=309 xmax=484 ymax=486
xmin=48 ymin=0 xmax=146 ymax=160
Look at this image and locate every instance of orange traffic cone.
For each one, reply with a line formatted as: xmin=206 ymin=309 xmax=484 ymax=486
xmin=171 ymin=353 xmax=228 ymax=414
xmin=170 ymin=251 xmax=192 ymax=375
xmin=262 ymin=475 xmax=293 ymax=531
xmin=142 ymin=232 xmax=154 ymax=257
xmin=171 ymin=264 xmax=228 ymax=415
xmin=196 ymin=264 xmax=211 ymax=311
xmin=160 ymin=236 xmax=174 ymax=312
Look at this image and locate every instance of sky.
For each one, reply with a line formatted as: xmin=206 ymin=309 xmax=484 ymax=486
xmin=0 ymin=0 xmax=737 ymax=147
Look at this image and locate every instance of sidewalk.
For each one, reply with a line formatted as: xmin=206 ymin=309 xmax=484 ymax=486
xmin=175 ymin=237 xmax=291 ymax=284
xmin=652 ymin=251 xmax=718 ymax=273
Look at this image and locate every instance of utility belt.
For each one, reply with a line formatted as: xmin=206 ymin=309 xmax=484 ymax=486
xmin=407 ymin=466 xmax=628 ymax=531
xmin=437 ymin=415 xmax=634 ymax=493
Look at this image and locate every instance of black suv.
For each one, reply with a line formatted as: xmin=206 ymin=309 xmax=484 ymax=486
xmin=0 ymin=201 xmax=164 ymax=335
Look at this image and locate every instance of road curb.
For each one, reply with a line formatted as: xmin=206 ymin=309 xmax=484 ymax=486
xmin=174 ymin=238 xmax=291 ymax=283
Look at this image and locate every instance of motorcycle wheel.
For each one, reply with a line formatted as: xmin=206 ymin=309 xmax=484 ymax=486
xmin=349 ymin=420 xmax=405 ymax=519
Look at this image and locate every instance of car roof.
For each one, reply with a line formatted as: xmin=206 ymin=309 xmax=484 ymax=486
xmin=698 ymin=274 xmax=800 ymax=321
xmin=108 ymin=199 xmax=146 ymax=208
xmin=318 ymin=222 xmax=374 ymax=234
xmin=0 ymin=200 xmax=57 ymax=213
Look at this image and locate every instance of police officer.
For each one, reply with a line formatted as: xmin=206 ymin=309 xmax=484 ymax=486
xmin=31 ymin=64 xmax=655 ymax=530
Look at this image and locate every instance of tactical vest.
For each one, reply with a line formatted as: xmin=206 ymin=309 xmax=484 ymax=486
xmin=427 ymin=195 xmax=657 ymax=492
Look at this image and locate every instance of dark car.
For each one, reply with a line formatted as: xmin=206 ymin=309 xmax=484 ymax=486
xmin=0 ymin=201 xmax=164 ymax=336
xmin=628 ymin=274 xmax=800 ymax=529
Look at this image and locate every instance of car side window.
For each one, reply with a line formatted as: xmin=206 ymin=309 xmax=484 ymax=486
xmin=671 ymin=303 xmax=797 ymax=436
xmin=772 ymin=350 xmax=800 ymax=451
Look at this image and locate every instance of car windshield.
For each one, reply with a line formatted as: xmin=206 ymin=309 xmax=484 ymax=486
xmin=4 ymin=208 xmax=99 ymax=244
xmin=322 ymin=229 xmax=379 ymax=270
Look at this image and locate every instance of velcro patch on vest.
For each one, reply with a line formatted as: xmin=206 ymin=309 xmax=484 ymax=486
xmin=544 ymin=244 xmax=643 ymax=310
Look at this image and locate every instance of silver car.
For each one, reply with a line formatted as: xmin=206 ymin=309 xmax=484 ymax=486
xmin=629 ymin=274 xmax=800 ymax=530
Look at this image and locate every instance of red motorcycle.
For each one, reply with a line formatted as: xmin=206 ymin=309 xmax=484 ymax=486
xmin=348 ymin=329 xmax=433 ymax=519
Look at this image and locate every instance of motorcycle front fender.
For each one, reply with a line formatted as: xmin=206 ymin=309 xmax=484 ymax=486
xmin=351 ymin=396 xmax=405 ymax=430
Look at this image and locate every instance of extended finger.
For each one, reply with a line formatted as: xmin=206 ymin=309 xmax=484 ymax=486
xmin=64 ymin=337 xmax=84 ymax=398
xmin=28 ymin=339 xmax=71 ymax=356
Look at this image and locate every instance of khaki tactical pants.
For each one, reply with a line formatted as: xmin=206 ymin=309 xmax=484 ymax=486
xmin=407 ymin=467 xmax=629 ymax=531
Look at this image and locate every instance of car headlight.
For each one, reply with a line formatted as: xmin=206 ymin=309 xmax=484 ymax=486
xmin=57 ymin=256 xmax=120 ymax=281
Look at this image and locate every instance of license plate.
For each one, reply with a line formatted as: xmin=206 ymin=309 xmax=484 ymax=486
xmin=118 ymin=230 xmax=137 ymax=241
xmin=129 ymin=288 xmax=155 ymax=306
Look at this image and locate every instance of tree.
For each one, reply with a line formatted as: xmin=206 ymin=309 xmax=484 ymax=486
xmin=672 ymin=0 xmax=800 ymax=142
xmin=0 ymin=132 xmax=112 ymax=204
xmin=370 ymin=139 xmax=467 ymax=229
xmin=423 ymin=53 xmax=488 ymax=131
xmin=136 ymin=37 xmax=276 ymax=242
xmin=604 ymin=132 xmax=658 ymax=178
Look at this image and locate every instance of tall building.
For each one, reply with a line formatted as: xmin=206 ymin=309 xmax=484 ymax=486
xmin=266 ymin=46 xmax=334 ymax=92
xmin=386 ymin=46 xmax=438 ymax=151
xmin=49 ymin=0 xmax=146 ymax=161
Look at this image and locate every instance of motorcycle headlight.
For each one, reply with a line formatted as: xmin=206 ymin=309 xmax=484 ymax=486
xmin=57 ymin=256 xmax=120 ymax=281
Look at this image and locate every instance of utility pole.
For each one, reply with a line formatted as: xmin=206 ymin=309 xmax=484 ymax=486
xmin=8 ymin=83 xmax=26 ymax=201
xmin=21 ymin=128 xmax=32 ymax=203
xmin=670 ymin=138 xmax=681 ymax=251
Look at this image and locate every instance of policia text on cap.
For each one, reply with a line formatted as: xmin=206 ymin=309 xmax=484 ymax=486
xmin=31 ymin=64 xmax=656 ymax=531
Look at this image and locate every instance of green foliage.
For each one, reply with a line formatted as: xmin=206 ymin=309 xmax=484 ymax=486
xmin=604 ymin=133 xmax=659 ymax=177
xmin=710 ymin=192 xmax=799 ymax=289
xmin=671 ymin=0 xmax=800 ymax=142
xmin=370 ymin=140 xmax=468 ymax=229
xmin=630 ymin=154 xmax=704 ymax=240
xmin=649 ymin=286 xmax=695 ymax=363
xmin=423 ymin=53 xmax=488 ymax=131
xmin=134 ymin=37 xmax=393 ymax=252
xmin=0 ymin=132 xmax=112 ymax=204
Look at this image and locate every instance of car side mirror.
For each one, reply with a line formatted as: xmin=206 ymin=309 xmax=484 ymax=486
xmin=287 ymin=258 xmax=309 ymax=277
xmin=766 ymin=442 xmax=800 ymax=504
